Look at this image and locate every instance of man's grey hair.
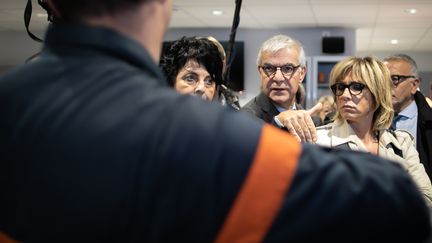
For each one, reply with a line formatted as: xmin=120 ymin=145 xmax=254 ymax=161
xmin=383 ymin=54 xmax=419 ymax=78
xmin=256 ymin=34 xmax=306 ymax=67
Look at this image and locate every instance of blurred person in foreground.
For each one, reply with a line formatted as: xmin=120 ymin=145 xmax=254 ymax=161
xmin=384 ymin=54 xmax=432 ymax=178
xmin=315 ymin=56 xmax=432 ymax=206
xmin=0 ymin=1 xmax=430 ymax=242
xmin=241 ymin=35 xmax=321 ymax=143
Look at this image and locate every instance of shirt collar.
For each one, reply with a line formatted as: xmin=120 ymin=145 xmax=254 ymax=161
xmin=399 ymin=100 xmax=417 ymax=119
xmin=330 ymin=120 xmax=403 ymax=153
xmin=329 ymin=120 xmax=366 ymax=149
xmin=43 ymin=22 xmax=166 ymax=83
xmin=275 ymin=103 xmax=296 ymax=113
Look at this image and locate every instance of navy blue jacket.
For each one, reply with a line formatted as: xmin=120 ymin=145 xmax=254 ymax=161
xmin=0 ymin=23 xmax=430 ymax=243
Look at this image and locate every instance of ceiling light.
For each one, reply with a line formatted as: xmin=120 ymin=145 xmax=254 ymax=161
xmin=405 ymin=8 xmax=417 ymax=14
xmin=391 ymin=39 xmax=399 ymax=45
xmin=36 ymin=13 xmax=48 ymax=18
xmin=212 ymin=10 xmax=224 ymax=16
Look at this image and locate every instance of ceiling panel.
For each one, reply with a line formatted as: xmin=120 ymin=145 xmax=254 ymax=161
xmin=244 ymin=5 xmax=314 ymax=19
xmin=375 ymin=20 xmax=431 ymax=29
xmin=372 ymin=27 xmax=426 ymax=37
xmin=253 ymin=18 xmax=317 ymax=29
xmin=0 ymin=0 xmax=431 ymax=53
xmin=310 ymin=0 xmax=379 ymax=3
xmin=378 ymin=4 xmax=432 ymax=17
xmin=380 ymin=0 xmax=432 ymax=3
xmin=415 ymin=28 xmax=432 ymax=50
xmin=317 ymin=18 xmax=375 ymax=28
xmin=312 ymin=4 xmax=378 ymax=19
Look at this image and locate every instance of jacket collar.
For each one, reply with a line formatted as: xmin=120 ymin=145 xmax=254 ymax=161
xmin=43 ymin=22 xmax=167 ymax=84
xmin=329 ymin=120 xmax=403 ymax=152
xmin=255 ymin=92 xmax=301 ymax=114
xmin=256 ymin=92 xmax=279 ymax=115
xmin=328 ymin=120 xmax=363 ymax=148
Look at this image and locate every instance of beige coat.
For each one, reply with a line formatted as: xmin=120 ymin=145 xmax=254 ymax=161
xmin=316 ymin=120 xmax=432 ymax=207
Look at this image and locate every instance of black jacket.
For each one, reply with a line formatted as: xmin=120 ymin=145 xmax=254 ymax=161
xmin=0 ymin=23 xmax=430 ymax=243
xmin=241 ymin=92 xmax=279 ymax=124
xmin=415 ymin=91 xmax=432 ymax=178
xmin=241 ymin=91 xmax=304 ymax=130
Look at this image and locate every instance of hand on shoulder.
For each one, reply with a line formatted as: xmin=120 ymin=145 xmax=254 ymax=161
xmin=275 ymin=103 xmax=322 ymax=143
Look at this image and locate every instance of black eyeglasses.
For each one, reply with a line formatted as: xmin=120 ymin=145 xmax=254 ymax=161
xmin=390 ymin=75 xmax=416 ymax=86
xmin=331 ymin=82 xmax=366 ymax=96
xmin=259 ymin=64 xmax=300 ymax=78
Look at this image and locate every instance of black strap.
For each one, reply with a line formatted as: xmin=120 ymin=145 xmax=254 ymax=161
xmin=224 ymin=0 xmax=242 ymax=83
xmin=387 ymin=129 xmax=404 ymax=158
xmin=218 ymin=0 xmax=242 ymax=111
xmin=24 ymin=0 xmax=43 ymax=42
xmin=333 ymin=143 xmax=351 ymax=151
xmin=219 ymin=84 xmax=240 ymax=110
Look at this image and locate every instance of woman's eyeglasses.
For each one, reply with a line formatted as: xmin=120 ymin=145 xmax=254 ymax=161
xmin=331 ymin=82 xmax=366 ymax=96
xmin=259 ymin=64 xmax=300 ymax=78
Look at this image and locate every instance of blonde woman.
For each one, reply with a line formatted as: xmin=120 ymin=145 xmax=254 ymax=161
xmin=316 ymin=56 xmax=432 ymax=206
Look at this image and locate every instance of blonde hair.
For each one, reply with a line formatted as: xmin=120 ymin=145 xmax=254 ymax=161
xmin=318 ymin=95 xmax=334 ymax=107
xmin=329 ymin=56 xmax=394 ymax=132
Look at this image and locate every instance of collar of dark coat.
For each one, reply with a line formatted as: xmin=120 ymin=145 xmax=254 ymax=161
xmin=256 ymin=92 xmax=279 ymax=115
xmin=414 ymin=91 xmax=432 ymax=121
xmin=42 ymin=22 xmax=167 ymax=85
xmin=255 ymin=92 xmax=302 ymax=114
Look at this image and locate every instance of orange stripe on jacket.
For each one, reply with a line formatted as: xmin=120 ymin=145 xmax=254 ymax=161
xmin=215 ymin=125 xmax=301 ymax=243
xmin=0 ymin=232 xmax=19 ymax=243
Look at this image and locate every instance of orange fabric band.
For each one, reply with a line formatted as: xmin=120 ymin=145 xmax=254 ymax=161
xmin=215 ymin=125 xmax=301 ymax=243
xmin=0 ymin=232 xmax=19 ymax=243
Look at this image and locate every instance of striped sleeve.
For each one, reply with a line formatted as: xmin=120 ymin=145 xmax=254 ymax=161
xmin=0 ymin=232 xmax=19 ymax=243
xmin=215 ymin=124 xmax=301 ymax=243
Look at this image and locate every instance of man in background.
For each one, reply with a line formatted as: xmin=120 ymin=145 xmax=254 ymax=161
xmin=241 ymin=35 xmax=320 ymax=143
xmin=0 ymin=1 xmax=430 ymax=242
xmin=384 ymin=54 xmax=432 ymax=178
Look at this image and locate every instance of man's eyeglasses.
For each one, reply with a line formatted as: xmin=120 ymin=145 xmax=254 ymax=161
xmin=259 ymin=64 xmax=300 ymax=78
xmin=331 ymin=82 xmax=366 ymax=96
xmin=390 ymin=75 xmax=416 ymax=86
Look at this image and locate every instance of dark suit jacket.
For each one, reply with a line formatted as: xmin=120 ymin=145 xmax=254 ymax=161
xmin=241 ymin=92 xmax=279 ymax=124
xmin=415 ymin=91 xmax=432 ymax=178
xmin=241 ymin=92 xmax=304 ymax=130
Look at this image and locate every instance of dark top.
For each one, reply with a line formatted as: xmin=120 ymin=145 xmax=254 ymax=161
xmin=0 ymin=23 xmax=430 ymax=243
xmin=312 ymin=111 xmax=335 ymax=127
xmin=241 ymin=92 xmax=280 ymax=124
xmin=241 ymin=91 xmax=303 ymax=130
xmin=414 ymin=91 xmax=432 ymax=178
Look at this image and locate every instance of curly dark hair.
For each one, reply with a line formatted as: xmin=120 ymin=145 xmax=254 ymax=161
xmin=159 ymin=36 xmax=224 ymax=87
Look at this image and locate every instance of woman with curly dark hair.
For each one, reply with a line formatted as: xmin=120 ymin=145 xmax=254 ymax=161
xmin=160 ymin=36 xmax=224 ymax=101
